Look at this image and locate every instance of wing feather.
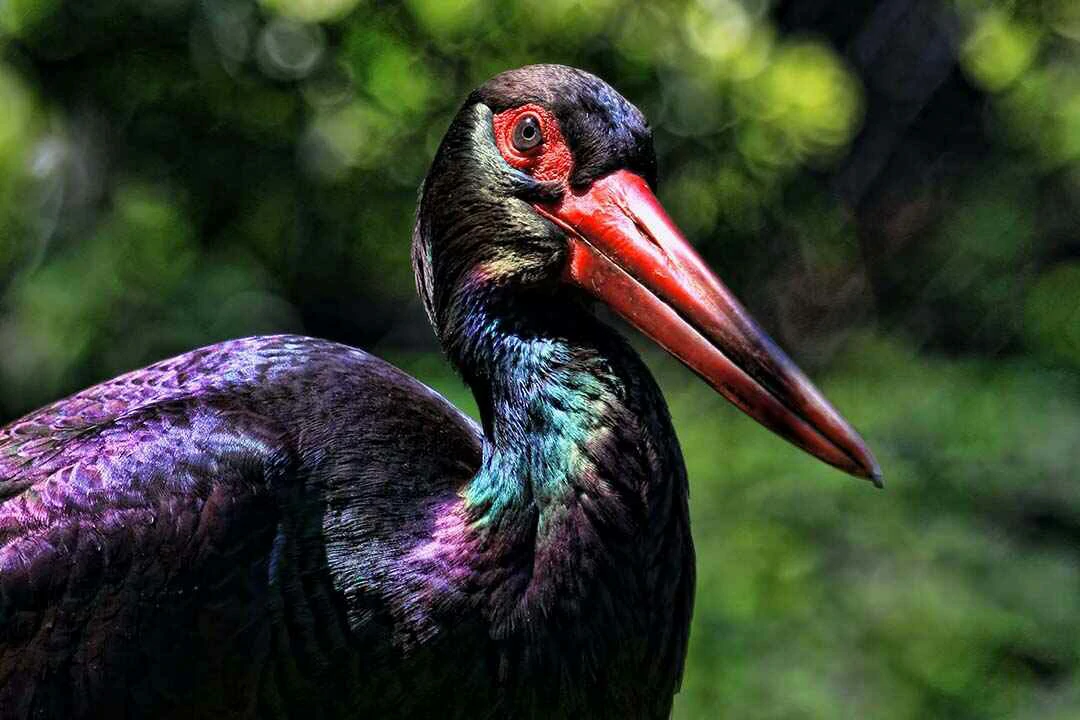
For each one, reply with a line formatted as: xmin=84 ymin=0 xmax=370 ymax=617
xmin=0 ymin=334 xmax=482 ymax=717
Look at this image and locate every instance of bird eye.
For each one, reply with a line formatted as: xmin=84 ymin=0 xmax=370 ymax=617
xmin=511 ymin=113 xmax=543 ymax=152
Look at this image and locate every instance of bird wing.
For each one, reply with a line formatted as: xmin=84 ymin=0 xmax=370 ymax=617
xmin=0 ymin=335 xmax=483 ymax=717
xmin=0 ymin=395 xmax=291 ymax=716
xmin=0 ymin=336 xmax=293 ymax=492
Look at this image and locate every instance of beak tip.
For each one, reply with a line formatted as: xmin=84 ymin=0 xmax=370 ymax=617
xmin=855 ymin=456 xmax=884 ymax=489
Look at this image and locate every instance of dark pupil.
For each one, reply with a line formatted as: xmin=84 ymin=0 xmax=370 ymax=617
xmin=513 ymin=115 xmax=542 ymax=151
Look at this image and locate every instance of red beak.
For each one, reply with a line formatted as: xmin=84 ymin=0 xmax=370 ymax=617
xmin=537 ymin=170 xmax=882 ymax=485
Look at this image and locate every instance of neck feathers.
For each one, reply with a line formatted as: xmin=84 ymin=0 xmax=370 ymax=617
xmin=441 ymin=294 xmax=694 ymax=709
xmin=460 ymin=295 xmax=684 ymax=598
xmin=453 ymin=290 xmax=647 ymax=520
xmin=465 ymin=324 xmax=635 ymax=523
xmin=403 ymin=291 xmax=695 ymax=712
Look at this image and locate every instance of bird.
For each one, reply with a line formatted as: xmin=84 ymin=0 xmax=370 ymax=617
xmin=0 ymin=64 xmax=880 ymax=719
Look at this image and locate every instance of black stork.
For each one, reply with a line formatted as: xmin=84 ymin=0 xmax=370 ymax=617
xmin=0 ymin=65 xmax=880 ymax=719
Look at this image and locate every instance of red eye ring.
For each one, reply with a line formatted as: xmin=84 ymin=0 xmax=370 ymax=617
xmin=492 ymin=104 xmax=573 ymax=183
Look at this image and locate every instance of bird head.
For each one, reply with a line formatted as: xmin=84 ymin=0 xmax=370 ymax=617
xmin=412 ymin=64 xmax=881 ymax=485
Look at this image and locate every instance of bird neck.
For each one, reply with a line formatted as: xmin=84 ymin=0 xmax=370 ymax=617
xmin=449 ymin=291 xmax=637 ymax=523
xmin=442 ymin=284 xmax=689 ymax=571
xmin=433 ymin=288 xmax=692 ymax=698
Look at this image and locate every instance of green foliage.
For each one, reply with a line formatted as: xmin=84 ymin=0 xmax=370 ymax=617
xmin=0 ymin=0 xmax=1078 ymax=717
xmin=670 ymin=335 xmax=1080 ymax=718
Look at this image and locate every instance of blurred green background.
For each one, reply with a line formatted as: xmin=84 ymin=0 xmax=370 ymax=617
xmin=1 ymin=0 xmax=1079 ymax=717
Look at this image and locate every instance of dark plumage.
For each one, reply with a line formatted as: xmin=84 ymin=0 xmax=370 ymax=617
xmin=0 ymin=64 xmax=878 ymax=719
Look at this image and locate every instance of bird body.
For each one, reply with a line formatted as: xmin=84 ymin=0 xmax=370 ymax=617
xmin=0 ymin=65 xmax=876 ymax=718
xmin=1 ymin=329 xmax=690 ymax=718
xmin=1 ymin=336 xmax=473 ymax=716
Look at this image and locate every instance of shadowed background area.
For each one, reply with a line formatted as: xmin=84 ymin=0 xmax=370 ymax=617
xmin=1 ymin=0 xmax=1078 ymax=717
